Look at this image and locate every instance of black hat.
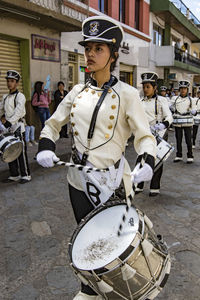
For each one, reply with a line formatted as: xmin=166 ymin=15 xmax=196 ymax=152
xmin=179 ymin=80 xmax=190 ymax=88
xmin=79 ymin=16 xmax=123 ymax=50
xmin=141 ymin=72 xmax=158 ymax=84
xmin=5 ymin=70 xmax=20 ymax=81
xmin=160 ymin=85 xmax=167 ymax=91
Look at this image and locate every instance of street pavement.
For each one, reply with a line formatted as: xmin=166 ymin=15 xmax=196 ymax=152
xmin=0 ymin=130 xmax=200 ymax=300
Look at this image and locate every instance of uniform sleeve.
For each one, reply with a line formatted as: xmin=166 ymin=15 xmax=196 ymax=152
xmin=124 ymin=86 xmax=157 ymax=160
xmin=7 ymin=93 xmax=26 ymax=125
xmin=159 ymin=97 xmax=173 ymax=127
xmin=39 ymin=85 xmax=84 ymax=148
xmin=191 ymin=97 xmax=197 ymax=110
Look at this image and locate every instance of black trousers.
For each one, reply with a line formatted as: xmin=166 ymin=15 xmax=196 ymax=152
xmin=192 ymin=125 xmax=199 ymax=146
xmin=8 ymin=132 xmax=30 ymax=177
xmin=68 ymin=184 xmax=98 ymax=296
xmin=175 ymin=126 xmax=193 ymax=158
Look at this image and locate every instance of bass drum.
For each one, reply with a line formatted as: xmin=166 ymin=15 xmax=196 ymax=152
xmin=0 ymin=134 xmax=23 ymax=163
xmin=69 ymin=199 xmax=171 ymax=300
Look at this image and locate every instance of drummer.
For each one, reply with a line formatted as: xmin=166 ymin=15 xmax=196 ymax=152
xmin=36 ymin=15 xmax=156 ymax=299
xmin=0 ymin=70 xmax=31 ymax=184
xmin=159 ymin=85 xmax=171 ymax=107
xmin=170 ymin=80 xmax=197 ymax=163
xmin=135 ymin=72 xmax=173 ymax=197
xmin=192 ymin=87 xmax=200 ymax=148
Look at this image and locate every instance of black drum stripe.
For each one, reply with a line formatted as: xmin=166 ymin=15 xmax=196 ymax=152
xmin=138 ymin=220 xmax=143 ymax=234
xmin=94 ymin=267 xmax=108 ymax=275
xmin=1 ymin=141 xmax=10 ymax=152
xmin=160 ymin=273 xmax=169 ymax=288
xmin=119 ymin=245 xmax=134 ymax=261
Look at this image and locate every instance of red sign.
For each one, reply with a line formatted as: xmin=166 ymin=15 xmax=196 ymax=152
xmin=32 ymin=34 xmax=60 ymax=62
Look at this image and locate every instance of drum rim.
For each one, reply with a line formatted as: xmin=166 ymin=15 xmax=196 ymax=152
xmin=69 ymin=198 xmax=145 ymax=275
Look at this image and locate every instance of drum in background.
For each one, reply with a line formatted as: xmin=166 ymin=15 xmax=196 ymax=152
xmin=155 ymin=135 xmax=174 ymax=172
xmin=0 ymin=134 xmax=23 ymax=163
xmin=173 ymin=115 xmax=193 ymax=126
xmin=193 ymin=114 xmax=200 ymax=125
xmin=69 ymin=199 xmax=171 ymax=300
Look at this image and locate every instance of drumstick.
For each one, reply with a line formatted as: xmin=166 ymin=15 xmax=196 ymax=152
xmin=56 ymin=160 xmax=108 ymax=173
xmin=117 ymin=152 xmax=148 ymax=236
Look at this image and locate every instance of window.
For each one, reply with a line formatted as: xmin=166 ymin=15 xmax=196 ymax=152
xmin=135 ymin=0 xmax=140 ymax=30
xmin=119 ymin=0 xmax=125 ymax=23
xmin=153 ymin=23 xmax=164 ymax=46
xmin=98 ymin=0 xmax=108 ymax=14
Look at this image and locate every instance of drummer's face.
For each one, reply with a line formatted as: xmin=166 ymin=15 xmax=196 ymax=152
xmin=84 ymin=42 xmax=113 ymax=73
xmin=180 ymin=87 xmax=188 ymax=97
xmin=143 ymin=83 xmax=156 ymax=98
xmin=7 ymin=79 xmax=18 ymax=92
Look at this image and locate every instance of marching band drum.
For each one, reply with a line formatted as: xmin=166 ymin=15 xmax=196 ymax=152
xmin=0 ymin=133 xmax=23 ymax=163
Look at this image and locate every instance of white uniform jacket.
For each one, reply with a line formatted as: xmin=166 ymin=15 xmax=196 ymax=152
xmin=193 ymin=97 xmax=200 ymax=124
xmin=170 ymin=95 xmax=196 ymax=127
xmin=0 ymin=91 xmax=26 ymax=133
xmin=141 ymin=95 xmax=173 ymax=128
xmin=39 ymin=80 xmax=157 ymax=196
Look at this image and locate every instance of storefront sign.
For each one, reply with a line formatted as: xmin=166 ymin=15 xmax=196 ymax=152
xmin=31 ymin=34 xmax=60 ymax=62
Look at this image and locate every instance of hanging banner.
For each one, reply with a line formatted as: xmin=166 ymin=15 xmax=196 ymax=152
xmin=31 ymin=34 xmax=60 ymax=62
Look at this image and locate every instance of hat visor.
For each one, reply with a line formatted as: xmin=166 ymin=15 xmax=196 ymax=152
xmin=78 ymin=38 xmax=113 ymax=46
xmin=141 ymin=80 xmax=157 ymax=84
xmin=5 ymin=76 xmax=17 ymax=80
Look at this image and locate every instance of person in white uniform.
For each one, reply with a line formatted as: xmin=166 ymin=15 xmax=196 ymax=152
xmin=135 ymin=72 xmax=173 ymax=197
xmin=192 ymin=88 xmax=200 ymax=148
xmin=170 ymin=80 xmax=196 ymax=163
xmin=36 ymin=16 xmax=157 ymax=300
xmin=0 ymin=70 xmax=31 ymax=184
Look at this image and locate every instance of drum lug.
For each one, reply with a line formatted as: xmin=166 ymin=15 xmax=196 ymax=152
xmin=121 ymin=263 xmax=136 ymax=281
xmin=97 ymin=279 xmax=113 ymax=293
xmin=141 ymin=239 xmax=153 ymax=257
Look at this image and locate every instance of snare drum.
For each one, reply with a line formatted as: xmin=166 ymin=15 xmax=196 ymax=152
xmin=155 ymin=135 xmax=174 ymax=171
xmin=173 ymin=115 xmax=193 ymax=126
xmin=0 ymin=134 xmax=23 ymax=163
xmin=69 ymin=200 xmax=171 ymax=300
xmin=193 ymin=115 xmax=200 ymax=125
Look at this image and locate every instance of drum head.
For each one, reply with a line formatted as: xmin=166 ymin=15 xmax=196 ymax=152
xmin=71 ymin=202 xmax=139 ymax=271
xmin=3 ymin=141 xmax=23 ymax=163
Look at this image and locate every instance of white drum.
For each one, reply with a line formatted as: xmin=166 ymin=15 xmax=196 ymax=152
xmin=193 ymin=115 xmax=200 ymax=125
xmin=0 ymin=134 xmax=23 ymax=163
xmin=173 ymin=115 xmax=193 ymax=126
xmin=69 ymin=200 xmax=171 ymax=300
xmin=155 ymin=135 xmax=174 ymax=171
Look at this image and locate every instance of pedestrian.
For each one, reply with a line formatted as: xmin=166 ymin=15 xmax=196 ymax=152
xmin=192 ymin=88 xmax=200 ymax=148
xmin=0 ymin=70 xmax=31 ymax=183
xmin=31 ymin=81 xmax=51 ymax=129
xmin=25 ymin=122 xmax=38 ymax=146
xmin=135 ymin=72 xmax=173 ymax=197
xmin=171 ymin=80 xmax=197 ymax=163
xmin=36 ymin=16 xmax=157 ymax=300
xmin=54 ymin=81 xmax=69 ymax=138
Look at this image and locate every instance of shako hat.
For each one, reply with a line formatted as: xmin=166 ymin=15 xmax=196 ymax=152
xmin=79 ymin=16 xmax=123 ymax=50
xmin=160 ymin=85 xmax=167 ymax=91
xmin=5 ymin=70 xmax=20 ymax=81
xmin=179 ymin=80 xmax=190 ymax=88
xmin=141 ymin=72 xmax=158 ymax=84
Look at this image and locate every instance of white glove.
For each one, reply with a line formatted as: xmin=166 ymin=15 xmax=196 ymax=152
xmin=131 ymin=163 xmax=153 ymax=184
xmin=0 ymin=121 xmax=8 ymax=133
xmin=190 ymin=109 xmax=197 ymax=116
xmin=36 ymin=150 xmax=60 ymax=168
xmin=154 ymin=123 xmax=166 ymax=131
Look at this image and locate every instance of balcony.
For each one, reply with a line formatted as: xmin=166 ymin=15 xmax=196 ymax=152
xmin=154 ymin=45 xmax=200 ymax=74
xmin=150 ymin=0 xmax=200 ymax=42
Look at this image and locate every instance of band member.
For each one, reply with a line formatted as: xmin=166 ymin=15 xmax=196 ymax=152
xmin=170 ymin=80 xmax=196 ymax=163
xmin=159 ymin=85 xmax=171 ymax=106
xmin=192 ymin=88 xmax=200 ymax=148
xmin=0 ymin=70 xmax=31 ymax=183
xmin=135 ymin=72 xmax=173 ymax=197
xmin=36 ymin=16 xmax=157 ymax=299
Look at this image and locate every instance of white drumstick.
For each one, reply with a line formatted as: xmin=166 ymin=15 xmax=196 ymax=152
xmin=117 ymin=152 xmax=148 ymax=236
xmin=56 ymin=160 xmax=108 ymax=173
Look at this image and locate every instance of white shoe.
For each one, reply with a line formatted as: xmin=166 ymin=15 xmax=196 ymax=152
xmin=135 ymin=187 xmax=143 ymax=194
xmin=192 ymin=145 xmax=195 ymax=149
xmin=31 ymin=140 xmax=38 ymax=145
xmin=27 ymin=142 xmax=32 ymax=146
xmin=73 ymin=291 xmax=104 ymax=300
xmin=173 ymin=157 xmax=183 ymax=162
xmin=187 ymin=158 xmax=194 ymax=164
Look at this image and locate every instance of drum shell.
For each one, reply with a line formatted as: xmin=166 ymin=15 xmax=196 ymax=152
xmin=69 ymin=200 xmax=171 ymax=300
xmin=173 ymin=115 xmax=193 ymax=126
xmin=0 ymin=134 xmax=23 ymax=163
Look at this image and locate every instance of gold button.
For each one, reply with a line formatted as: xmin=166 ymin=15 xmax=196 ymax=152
xmin=111 ymin=105 xmax=116 ymax=109
xmin=105 ymin=133 xmax=110 ymax=139
xmin=71 ymin=122 xmax=75 ymax=127
xmin=73 ymin=103 xmax=76 ymax=107
xmin=98 ymin=92 xmax=102 ymax=97
xmin=71 ymin=112 xmax=74 ymax=117
xmin=112 ymin=38 xmax=116 ymax=43
xmin=108 ymin=89 xmax=112 ymax=93
xmin=78 ymin=95 xmax=82 ymax=98
xmin=108 ymin=125 xmax=113 ymax=129
xmin=109 ymin=115 xmax=114 ymax=120
xmin=91 ymin=90 xmax=95 ymax=94
xmin=85 ymin=88 xmax=89 ymax=92
xmin=74 ymin=131 xmax=78 ymax=136
xmin=112 ymin=94 xmax=116 ymax=99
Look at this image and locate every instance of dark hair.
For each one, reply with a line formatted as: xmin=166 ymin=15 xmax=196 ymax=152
xmin=109 ymin=45 xmax=119 ymax=72
xmin=32 ymin=81 xmax=44 ymax=101
xmin=57 ymin=81 xmax=65 ymax=87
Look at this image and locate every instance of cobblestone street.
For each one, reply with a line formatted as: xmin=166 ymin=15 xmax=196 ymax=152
xmin=0 ymin=130 xmax=200 ymax=300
